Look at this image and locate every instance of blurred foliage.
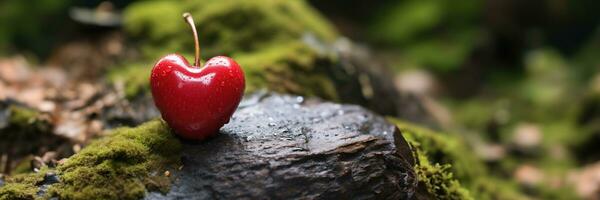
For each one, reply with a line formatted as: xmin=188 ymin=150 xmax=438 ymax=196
xmin=574 ymin=27 xmax=600 ymax=81
xmin=368 ymin=0 xmax=482 ymax=72
xmin=0 ymin=0 xmax=72 ymax=56
xmin=447 ymin=47 xmax=593 ymax=199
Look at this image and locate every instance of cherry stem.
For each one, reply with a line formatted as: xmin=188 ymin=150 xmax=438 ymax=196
xmin=183 ymin=12 xmax=201 ymax=66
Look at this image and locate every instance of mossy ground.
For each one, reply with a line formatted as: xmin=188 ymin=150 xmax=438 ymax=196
xmin=0 ymin=167 xmax=49 ymax=200
xmin=0 ymin=120 xmax=181 ymax=200
xmin=0 ymin=183 xmax=38 ymax=200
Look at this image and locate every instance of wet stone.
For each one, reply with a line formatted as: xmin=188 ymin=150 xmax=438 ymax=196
xmin=146 ymin=93 xmax=418 ymax=200
xmin=37 ymin=173 xmax=60 ymax=196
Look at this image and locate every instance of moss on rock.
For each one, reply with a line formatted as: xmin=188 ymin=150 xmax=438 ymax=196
xmin=0 ymin=167 xmax=51 ymax=200
xmin=8 ymin=106 xmax=39 ymax=127
xmin=391 ymin=118 xmax=485 ymax=183
xmin=389 ymin=118 xmax=529 ymax=200
xmin=1 ymin=105 xmax=52 ymax=138
xmin=235 ymin=41 xmax=338 ymax=100
xmin=0 ymin=183 xmax=38 ymax=200
xmin=0 ymin=120 xmax=182 ymax=200
xmin=414 ymin=155 xmax=472 ymax=200
xmin=111 ymin=0 xmax=341 ymax=100
xmin=124 ymin=0 xmax=337 ymax=59
xmin=390 ymin=118 xmax=474 ymax=199
xmin=1 ymin=105 xmax=51 ymax=154
xmin=46 ymin=120 xmax=181 ymax=200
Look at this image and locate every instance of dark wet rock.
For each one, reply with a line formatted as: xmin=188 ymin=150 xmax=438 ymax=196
xmin=40 ymin=172 xmax=60 ymax=185
xmin=37 ymin=172 xmax=60 ymax=196
xmin=145 ymin=93 xmax=419 ymax=200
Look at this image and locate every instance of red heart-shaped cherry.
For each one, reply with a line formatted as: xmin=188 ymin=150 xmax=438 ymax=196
xmin=149 ymin=13 xmax=245 ymax=140
xmin=150 ymin=54 xmax=245 ymax=140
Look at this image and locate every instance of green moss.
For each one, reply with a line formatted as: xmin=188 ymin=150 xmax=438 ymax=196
xmin=1 ymin=120 xmax=182 ymax=200
xmin=124 ymin=0 xmax=337 ymax=59
xmin=390 ymin=118 xmax=485 ymax=183
xmin=0 ymin=167 xmax=51 ymax=200
xmin=5 ymin=168 xmax=48 ymax=187
xmin=236 ymin=41 xmax=338 ymax=100
xmin=388 ymin=118 xmax=529 ymax=200
xmin=390 ymin=118 xmax=475 ymax=199
xmin=1 ymin=105 xmax=43 ymax=140
xmin=2 ymin=105 xmax=51 ymax=136
xmin=8 ymin=106 xmax=38 ymax=126
xmin=415 ymin=156 xmax=473 ymax=200
xmin=0 ymin=183 xmax=38 ymax=200
xmin=44 ymin=119 xmax=181 ymax=200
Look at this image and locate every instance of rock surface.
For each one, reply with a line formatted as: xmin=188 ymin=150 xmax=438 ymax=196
xmin=145 ymin=92 xmax=418 ymax=199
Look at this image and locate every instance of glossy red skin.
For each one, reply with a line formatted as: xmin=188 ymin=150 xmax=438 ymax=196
xmin=150 ymin=54 xmax=245 ymax=140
